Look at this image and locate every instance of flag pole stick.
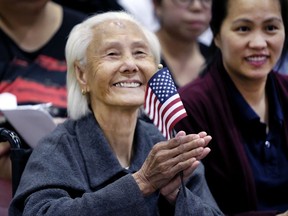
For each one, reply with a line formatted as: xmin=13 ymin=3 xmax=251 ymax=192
xmin=144 ymin=67 xmax=188 ymax=198
xmin=172 ymin=129 xmax=187 ymax=197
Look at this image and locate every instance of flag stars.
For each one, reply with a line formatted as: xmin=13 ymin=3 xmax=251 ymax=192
xmin=148 ymin=68 xmax=178 ymax=101
xmin=144 ymin=67 xmax=187 ymax=139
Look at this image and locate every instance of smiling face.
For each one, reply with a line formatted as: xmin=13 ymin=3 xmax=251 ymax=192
xmin=76 ymin=19 xmax=157 ymax=113
xmin=214 ymin=0 xmax=285 ymax=82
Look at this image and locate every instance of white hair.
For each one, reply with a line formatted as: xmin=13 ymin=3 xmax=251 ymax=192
xmin=65 ymin=11 xmax=161 ymax=120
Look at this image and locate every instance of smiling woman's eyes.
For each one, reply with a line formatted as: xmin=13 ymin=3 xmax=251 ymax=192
xmin=233 ymin=21 xmax=283 ymax=34
xmin=107 ymin=51 xmax=119 ymax=56
xmin=236 ymin=26 xmax=250 ymax=32
xmin=134 ymin=50 xmax=145 ymax=54
xmin=265 ymin=24 xmax=279 ymax=32
xmin=104 ymin=49 xmax=148 ymax=58
xmin=133 ymin=49 xmax=148 ymax=56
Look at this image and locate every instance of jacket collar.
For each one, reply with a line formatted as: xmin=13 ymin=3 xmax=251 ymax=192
xmin=74 ymin=113 xmax=157 ymax=189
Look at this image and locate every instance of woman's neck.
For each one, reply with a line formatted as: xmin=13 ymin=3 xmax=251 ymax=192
xmin=94 ymin=108 xmax=138 ymax=168
xmin=230 ymin=74 xmax=268 ymax=124
xmin=0 ymin=1 xmax=62 ymax=51
xmin=156 ymin=29 xmax=205 ymax=86
xmin=156 ymin=29 xmax=200 ymax=60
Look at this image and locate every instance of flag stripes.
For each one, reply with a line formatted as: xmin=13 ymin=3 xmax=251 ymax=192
xmin=144 ymin=67 xmax=187 ymax=139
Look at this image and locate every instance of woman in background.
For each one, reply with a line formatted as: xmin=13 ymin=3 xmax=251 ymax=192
xmin=175 ymin=0 xmax=288 ymax=215
xmin=152 ymin=0 xmax=212 ymax=87
xmin=0 ymin=1 xmax=86 ymax=215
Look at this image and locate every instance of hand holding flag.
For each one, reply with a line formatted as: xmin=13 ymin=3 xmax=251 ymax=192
xmin=144 ymin=67 xmax=188 ymax=196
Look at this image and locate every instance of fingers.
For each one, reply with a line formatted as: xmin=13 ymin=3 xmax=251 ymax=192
xmin=196 ymin=147 xmax=211 ymax=160
xmin=198 ymin=131 xmax=207 ymax=138
xmin=163 ymin=157 xmax=197 ymax=178
xmin=182 ymin=160 xmax=200 ymax=179
xmin=160 ymin=160 xmax=200 ymax=203
xmin=175 ymin=130 xmax=186 ymax=138
xmin=160 ymin=176 xmax=181 ymax=197
xmin=134 ymin=131 xmax=211 ymax=196
xmin=149 ymin=140 xmax=204 ymax=179
xmin=170 ymin=134 xmax=208 ymax=159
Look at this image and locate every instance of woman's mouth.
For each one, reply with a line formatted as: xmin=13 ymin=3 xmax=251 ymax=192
xmin=114 ymin=82 xmax=141 ymax=88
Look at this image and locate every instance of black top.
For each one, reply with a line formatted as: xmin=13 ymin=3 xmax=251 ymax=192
xmin=53 ymin=0 xmax=124 ymax=15
xmin=160 ymin=42 xmax=211 ymax=89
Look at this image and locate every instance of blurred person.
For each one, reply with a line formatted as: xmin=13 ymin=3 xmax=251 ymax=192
xmin=53 ymin=0 xmax=124 ymax=15
xmin=9 ymin=11 xmax=223 ymax=216
xmin=175 ymin=0 xmax=288 ymax=215
xmin=119 ymin=0 xmax=160 ymax=32
xmin=0 ymin=1 xmax=86 ymax=215
xmin=152 ymin=0 xmax=212 ymax=88
xmin=0 ymin=0 xmax=86 ymax=119
xmin=119 ymin=0 xmax=212 ymax=46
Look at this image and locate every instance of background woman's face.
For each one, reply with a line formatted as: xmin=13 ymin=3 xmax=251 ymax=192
xmin=214 ymin=0 xmax=285 ymax=81
xmin=84 ymin=20 xmax=157 ymax=112
xmin=155 ymin=0 xmax=212 ymax=41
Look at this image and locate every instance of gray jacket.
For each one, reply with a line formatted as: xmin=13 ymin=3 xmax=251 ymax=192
xmin=9 ymin=113 xmax=223 ymax=216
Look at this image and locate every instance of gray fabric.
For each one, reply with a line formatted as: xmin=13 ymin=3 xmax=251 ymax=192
xmin=9 ymin=113 xmax=223 ymax=216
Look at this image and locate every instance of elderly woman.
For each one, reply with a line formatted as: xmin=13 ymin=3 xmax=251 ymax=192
xmin=9 ymin=11 xmax=223 ymax=216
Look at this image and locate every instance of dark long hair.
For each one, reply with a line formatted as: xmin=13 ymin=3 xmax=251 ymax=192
xmin=203 ymin=0 xmax=288 ymax=74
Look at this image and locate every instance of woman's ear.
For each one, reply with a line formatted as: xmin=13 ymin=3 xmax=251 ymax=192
xmin=75 ymin=62 xmax=89 ymax=93
xmin=75 ymin=62 xmax=88 ymax=86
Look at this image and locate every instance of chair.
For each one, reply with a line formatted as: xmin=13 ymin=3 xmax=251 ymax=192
xmin=0 ymin=127 xmax=32 ymax=196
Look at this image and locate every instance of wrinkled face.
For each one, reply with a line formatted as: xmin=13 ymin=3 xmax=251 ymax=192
xmin=155 ymin=0 xmax=212 ymax=41
xmin=214 ymin=0 xmax=285 ymax=82
xmin=79 ymin=20 xmax=157 ymax=112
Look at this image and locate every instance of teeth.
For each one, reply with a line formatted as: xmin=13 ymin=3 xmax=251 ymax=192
xmin=247 ymin=56 xmax=266 ymax=61
xmin=115 ymin=82 xmax=140 ymax=87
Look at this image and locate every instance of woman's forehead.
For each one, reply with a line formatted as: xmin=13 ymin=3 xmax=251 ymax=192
xmin=93 ymin=19 xmax=142 ymax=35
xmin=91 ymin=19 xmax=147 ymax=44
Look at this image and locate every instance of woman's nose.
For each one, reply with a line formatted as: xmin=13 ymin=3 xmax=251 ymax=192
xmin=248 ymin=32 xmax=268 ymax=49
xmin=119 ymin=54 xmax=139 ymax=73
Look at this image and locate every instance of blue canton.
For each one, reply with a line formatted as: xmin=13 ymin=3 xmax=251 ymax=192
xmin=148 ymin=68 xmax=178 ymax=103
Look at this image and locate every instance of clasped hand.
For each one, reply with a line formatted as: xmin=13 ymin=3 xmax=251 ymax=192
xmin=133 ymin=131 xmax=211 ymax=203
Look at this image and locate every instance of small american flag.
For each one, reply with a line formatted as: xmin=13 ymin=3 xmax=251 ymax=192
xmin=144 ymin=67 xmax=187 ymax=140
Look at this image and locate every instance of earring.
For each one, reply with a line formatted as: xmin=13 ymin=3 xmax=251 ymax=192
xmin=158 ymin=64 xmax=163 ymax=70
xmin=81 ymin=89 xmax=87 ymax=95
